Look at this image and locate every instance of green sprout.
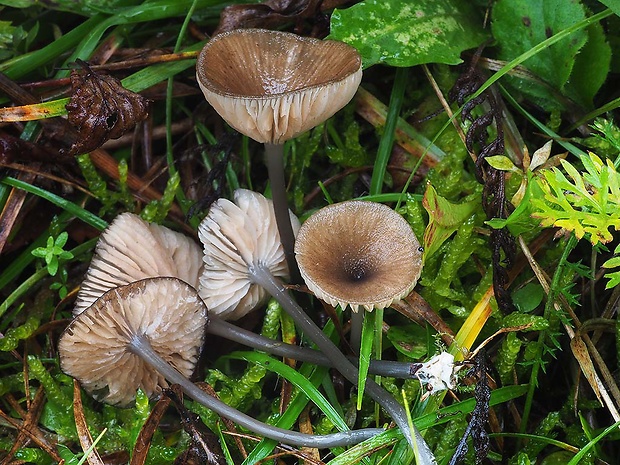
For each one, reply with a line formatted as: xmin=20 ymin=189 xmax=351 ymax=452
xmin=32 ymin=232 xmax=74 ymax=298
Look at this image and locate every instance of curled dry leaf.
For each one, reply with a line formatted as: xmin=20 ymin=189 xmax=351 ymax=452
xmin=215 ymin=0 xmax=325 ymax=35
xmin=65 ymin=60 xmax=150 ymax=156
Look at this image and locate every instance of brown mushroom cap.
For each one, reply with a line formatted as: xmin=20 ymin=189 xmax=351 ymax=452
xmin=294 ymin=201 xmax=423 ymax=312
xmin=74 ymin=213 xmax=203 ymax=316
xmin=59 ymin=277 xmax=207 ymax=407
xmin=196 ymin=28 xmax=362 ymax=144
xmin=198 ymin=189 xmax=300 ymax=320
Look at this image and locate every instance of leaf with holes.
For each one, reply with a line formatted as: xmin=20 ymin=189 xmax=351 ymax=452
xmin=65 ymin=60 xmax=150 ymax=156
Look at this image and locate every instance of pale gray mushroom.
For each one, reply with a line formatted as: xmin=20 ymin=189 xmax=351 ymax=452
xmin=196 ymin=28 xmax=363 ymax=283
xmin=195 ymin=28 xmax=363 ymax=145
xmin=59 ymin=277 xmax=384 ymax=448
xmin=60 ymin=277 xmax=206 ymax=406
xmin=74 ymin=213 xmax=203 ymax=316
xmin=294 ymin=200 xmax=424 ymax=312
xmin=198 ymin=188 xmax=299 ymax=320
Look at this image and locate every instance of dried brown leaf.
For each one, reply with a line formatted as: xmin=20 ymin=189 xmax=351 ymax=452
xmin=215 ymin=0 xmax=324 ymax=35
xmin=65 ymin=60 xmax=150 ymax=156
xmin=570 ymin=336 xmax=604 ymax=405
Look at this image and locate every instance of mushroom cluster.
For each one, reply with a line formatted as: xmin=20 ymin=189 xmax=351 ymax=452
xmin=58 ymin=190 xmax=434 ymax=458
xmin=58 ymin=27 xmax=438 ymax=462
xmin=60 ymin=277 xmax=383 ymax=448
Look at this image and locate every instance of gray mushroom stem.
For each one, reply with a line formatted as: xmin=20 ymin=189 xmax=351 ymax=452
xmin=248 ymin=264 xmax=436 ymax=463
xmin=129 ymin=332 xmax=383 ymax=448
xmin=264 ymin=143 xmax=301 ymax=284
xmin=208 ymin=317 xmax=420 ymax=379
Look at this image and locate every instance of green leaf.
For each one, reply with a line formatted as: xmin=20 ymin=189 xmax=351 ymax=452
xmin=47 ymin=258 xmax=59 ymax=276
xmin=485 ymin=155 xmax=520 ymax=172
xmin=357 ymin=311 xmax=375 ymax=410
xmin=604 ymin=270 xmax=620 ymax=289
xmin=240 ymin=364 xmax=330 ymax=465
xmin=30 ymin=248 xmax=47 ymax=258
xmin=228 ymin=351 xmax=349 ymax=431
xmin=0 ymin=1 xmax=34 ymax=7
xmin=422 ymin=183 xmax=478 ymax=258
xmin=530 ymin=152 xmax=620 ymax=244
xmin=564 ymin=20 xmax=611 ymax=108
xmin=386 ymin=325 xmax=428 ymax=359
xmin=55 ymin=231 xmax=68 ymax=248
xmin=1 ymin=177 xmax=107 ymax=230
xmin=603 ymin=256 xmax=620 ymax=268
xmin=491 ymin=0 xmax=589 ymax=109
xmin=0 ymin=21 xmax=16 ymax=49
xmin=597 ymin=0 xmax=620 ymax=17
xmin=329 ymin=0 xmax=488 ymax=68
xmin=512 ymin=283 xmax=545 ymax=312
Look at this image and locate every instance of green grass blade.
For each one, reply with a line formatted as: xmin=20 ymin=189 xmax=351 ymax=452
xmin=1 ymin=177 xmax=107 ymax=230
xmin=369 ymin=67 xmax=408 ymax=196
xmin=357 ymin=311 xmax=374 ymax=410
xmin=227 ymin=351 xmax=348 ymax=431
xmin=241 ymin=364 xmax=329 ymax=465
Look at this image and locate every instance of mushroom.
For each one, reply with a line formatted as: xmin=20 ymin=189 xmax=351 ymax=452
xmin=196 ymin=28 xmax=363 ymax=283
xmin=294 ymin=200 xmax=424 ymax=313
xmin=198 ymin=188 xmax=300 ymax=320
xmin=59 ymin=277 xmax=383 ymax=448
xmin=198 ymin=190 xmax=435 ymax=460
xmin=292 ymin=200 xmax=434 ymax=461
xmin=74 ymin=212 xmax=203 ymax=316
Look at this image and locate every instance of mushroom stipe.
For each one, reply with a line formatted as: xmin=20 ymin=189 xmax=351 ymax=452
xmin=207 ymin=317 xmax=421 ymax=379
xmin=59 ymin=277 xmax=384 ymax=448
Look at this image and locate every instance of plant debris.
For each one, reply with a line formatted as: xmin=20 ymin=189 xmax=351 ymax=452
xmin=64 ymin=60 xmax=150 ymax=156
xmin=449 ymin=46 xmax=517 ymax=314
xmin=449 ymin=351 xmax=490 ymax=465
xmin=214 ymin=0 xmax=328 ymax=36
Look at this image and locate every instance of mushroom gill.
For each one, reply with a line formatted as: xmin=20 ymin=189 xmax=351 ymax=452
xmin=74 ymin=212 xmax=203 ymax=316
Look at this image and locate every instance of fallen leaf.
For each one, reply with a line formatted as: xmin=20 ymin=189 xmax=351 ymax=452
xmin=65 ymin=60 xmax=150 ymax=156
xmin=215 ymin=0 xmax=325 ymax=35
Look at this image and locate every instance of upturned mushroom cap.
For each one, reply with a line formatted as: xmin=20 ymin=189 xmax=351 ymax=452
xmin=59 ymin=277 xmax=207 ymax=407
xmin=196 ymin=28 xmax=362 ymax=144
xmin=198 ymin=189 xmax=300 ymax=320
xmin=74 ymin=213 xmax=203 ymax=316
xmin=294 ymin=201 xmax=423 ymax=312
